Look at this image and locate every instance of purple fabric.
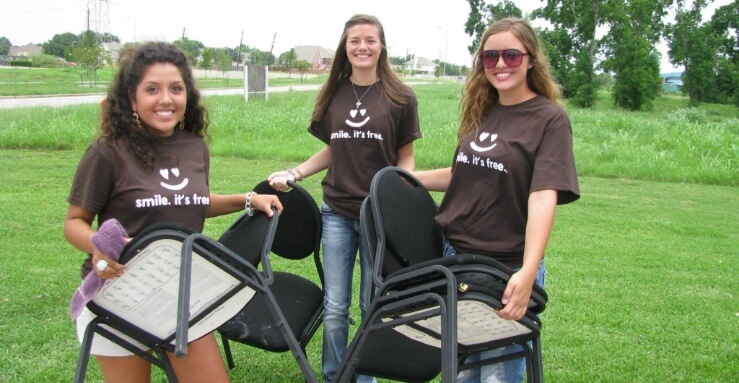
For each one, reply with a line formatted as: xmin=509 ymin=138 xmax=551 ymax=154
xmin=69 ymin=219 xmax=128 ymax=320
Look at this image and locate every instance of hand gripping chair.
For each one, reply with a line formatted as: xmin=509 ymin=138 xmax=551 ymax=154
xmin=335 ymin=167 xmax=548 ymax=383
xmin=217 ymin=180 xmax=324 ymax=383
xmin=74 ymin=211 xmax=278 ymax=383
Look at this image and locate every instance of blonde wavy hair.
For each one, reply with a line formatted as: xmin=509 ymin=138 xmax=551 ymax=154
xmin=458 ymin=17 xmax=562 ymax=144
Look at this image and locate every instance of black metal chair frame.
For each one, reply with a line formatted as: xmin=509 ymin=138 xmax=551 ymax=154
xmin=335 ymin=167 xmax=547 ymax=383
xmin=74 ymin=212 xmax=278 ymax=383
xmin=217 ymin=180 xmax=324 ymax=383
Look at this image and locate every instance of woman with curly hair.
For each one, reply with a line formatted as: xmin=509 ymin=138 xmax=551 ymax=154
xmin=64 ymin=41 xmax=281 ymax=382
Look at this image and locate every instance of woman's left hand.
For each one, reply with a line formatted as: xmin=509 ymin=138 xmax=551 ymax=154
xmin=497 ymin=270 xmax=534 ymax=321
xmin=251 ymin=194 xmax=283 ymax=216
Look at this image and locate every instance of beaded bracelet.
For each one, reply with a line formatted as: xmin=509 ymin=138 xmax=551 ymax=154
xmin=245 ymin=191 xmax=256 ymax=216
xmin=287 ymin=167 xmax=304 ymax=182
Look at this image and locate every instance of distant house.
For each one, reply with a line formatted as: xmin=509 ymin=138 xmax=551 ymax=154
xmin=8 ymin=44 xmax=43 ymax=58
xmin=661 ymin=72 xmax=683 ymax=92
xmin=101 ymin=42 xmax=123 ymax=64
xmin=293 ymin=45 xmax=335 ymax=71
xmin=405 ymin=56 xmax=436 ymax=77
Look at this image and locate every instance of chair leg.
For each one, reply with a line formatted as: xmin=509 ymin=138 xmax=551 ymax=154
xmin=74 ymin=318 xmax=100 ymax=383
xmin=155 ymin=348 xmax=179 ymax=383
xmin=532 ymin=336 xmax=544 ymax=383
xmin=220 ymin=333 xmax=235 ymax=370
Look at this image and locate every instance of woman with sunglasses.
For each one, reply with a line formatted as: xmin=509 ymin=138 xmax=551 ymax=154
xmin=413 ymin=17 xmax=579 ymax=382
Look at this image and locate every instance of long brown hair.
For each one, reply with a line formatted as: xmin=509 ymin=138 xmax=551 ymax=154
xmin=458 ymin=17 xmax=562 ymax=143
xmin=312 ymin=14 xmax=412 ymax=122
xmin=100 ymin=42 xmax=209 ymax=168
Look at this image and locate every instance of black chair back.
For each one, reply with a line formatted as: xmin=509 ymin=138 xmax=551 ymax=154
xmin=370 ymin=167 xmax=444 ymax=277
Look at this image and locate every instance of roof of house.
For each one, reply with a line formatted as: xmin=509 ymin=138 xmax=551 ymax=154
xmin=293 ymin=45 xmax=335 ymax=62
xmin=406 ymin=56 xmax=435 ymax=66
xmin=8 ymin=44 xmax=43 ymax=57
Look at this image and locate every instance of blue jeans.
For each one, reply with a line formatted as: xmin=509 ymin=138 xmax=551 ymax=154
xmin=444 ymin=242 xmax=547 ymax=383
xmin=320 ymin=203 xmax=376 ymax=383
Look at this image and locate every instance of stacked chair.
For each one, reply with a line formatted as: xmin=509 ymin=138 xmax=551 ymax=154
xmin=74 ymin=211 xmax=279 ymax=383
xmin=334 ymin=167 xmax=549 ymax=383
xmin=217 ymin=180 xmax=325 ymax=383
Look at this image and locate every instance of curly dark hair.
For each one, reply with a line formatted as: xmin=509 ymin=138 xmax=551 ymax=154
xmin=99 ymin=41 xmax=209 ymax=168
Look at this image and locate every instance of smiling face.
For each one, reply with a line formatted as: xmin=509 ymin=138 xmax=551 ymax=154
xmin=345 ymin=23 xmax=382 ymax=74
xmin=483 ymin=31 xmax=535 ymax=105
xmin=130 ymin=63 xmax=187 ymax=137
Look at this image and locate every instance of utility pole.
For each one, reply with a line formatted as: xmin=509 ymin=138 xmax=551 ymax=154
xmin=269 ymin=32 xmax=276 ymax=66
xmin=182 ymin=27 xmax=186 ymax=41
xmin=236 ymin=30 xmax=243 ymax=69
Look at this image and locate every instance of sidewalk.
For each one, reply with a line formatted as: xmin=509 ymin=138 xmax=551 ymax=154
xmin=0 ymin=84 xmax=322 ymax=109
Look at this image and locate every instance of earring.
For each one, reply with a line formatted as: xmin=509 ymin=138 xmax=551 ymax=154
xmin=132 ymin=111 xmax=142 ymax=128
xmin=179 ymin=117 xmax=185 ymax=130
xmin=528 ymin=65 xmax=533 ymax=69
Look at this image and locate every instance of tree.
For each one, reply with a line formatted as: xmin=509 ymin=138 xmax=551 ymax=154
xmin=668 ymin=0 xmax=715 ymax=106
xmin=279 ymin=49 xmax=297 ymax=77
xmin=537 ymin=27 xmax=577 ymax=98
xmin=602 ymin=0 xmax=668 ymax=110
xmin=69 ymin=30 xmax=107 ymax=87
xmin=294 ymin=60 xmax=311 ymax=82
xmin=537 ymin=0 xmax=608 ymax=107
xmin=246 ymin=48 xmax=274 ymax=66
xmin=42 ymin=32 xmax=79 ymax=59
xmin=96 ymin=32 xmax=120 ymax=43
xmin=173 ymin=38 xmax=204 ymax=67
xmin=707 ymin=1 xmax=739 ymax=106
xmin=465 ymin=0 xmax=522 ymax=55
xmin=215 ymin=49 xmax=233 ymax=83
xmin=200 ymin=48 xmax=214 ymax=72
xmin=0 ymin=36 xmax=11 ymax=55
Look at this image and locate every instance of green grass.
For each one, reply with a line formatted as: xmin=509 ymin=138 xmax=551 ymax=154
xmin=1 ymin=83 xmax=736 ymax=185
xmin=0 ymin=82 xmax=737 ymax=382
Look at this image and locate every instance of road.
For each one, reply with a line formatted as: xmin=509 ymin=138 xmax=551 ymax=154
xmin=0 ymin=84 xmax=322 ymax=109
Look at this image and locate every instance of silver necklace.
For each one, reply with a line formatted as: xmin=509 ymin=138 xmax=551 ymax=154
xmin=351 ymin=81 xmax=376 ymax=108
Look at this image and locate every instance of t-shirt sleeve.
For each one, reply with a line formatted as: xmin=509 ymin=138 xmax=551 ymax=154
xmin=67 ymin=144 xmax=114 ymax=214
xmin=530 ymin=112 xmax=580 ymax=205
xmin=308 ymin=119 xmax=330 ymax=145
xmin=396 ymin=91 xmax=422 ymax=148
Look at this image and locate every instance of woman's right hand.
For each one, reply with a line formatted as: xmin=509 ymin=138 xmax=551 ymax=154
xmin=268 ymin=170 xmax=296 ymax=192
xmin=91 ymin=245 xmax=126 ymax=279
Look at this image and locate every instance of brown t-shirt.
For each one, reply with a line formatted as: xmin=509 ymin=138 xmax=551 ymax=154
xmin=435 ymin=96 xmax=579 ymax=267
xmin=68 ymin=129 xmax=211 ymax=276
xmin=309 ymin=79 xmax=421 ymax=220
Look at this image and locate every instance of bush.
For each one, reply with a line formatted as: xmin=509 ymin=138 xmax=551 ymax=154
xmin=29 ymin=54 xmax=66 ymax=68
xmin=10 ymin=60 xmax=32 ymax=67
xmin=667 ymin=107 xmax=707 ymax=124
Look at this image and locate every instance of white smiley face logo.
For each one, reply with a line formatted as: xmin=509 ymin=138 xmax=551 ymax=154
xmin=470 ymin=132 xmax=498 ymax=152
xmin=159 ymin=168 xmax=189 ymax=190
xmin=345 ymin=108 xmax=370 ymax=129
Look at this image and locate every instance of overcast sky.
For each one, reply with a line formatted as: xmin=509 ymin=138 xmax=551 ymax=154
xmin=1 ymin=0 xmax=732 ymax=72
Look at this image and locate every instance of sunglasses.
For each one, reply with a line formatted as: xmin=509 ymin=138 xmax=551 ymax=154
xmin=479 ymin=49 xmax=529 ymax=69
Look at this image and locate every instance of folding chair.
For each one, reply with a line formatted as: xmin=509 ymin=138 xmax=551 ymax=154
xmin=336 ymin=167 xmax=548 ymax=383
xmin=74 ymin=211 xmax=278 ymax=383
xmin=217 ymin=180 xmax=324 ymax=383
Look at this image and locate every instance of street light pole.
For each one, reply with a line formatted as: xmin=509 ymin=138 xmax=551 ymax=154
xmin=438 ymin=26 xmax=448 ymax=78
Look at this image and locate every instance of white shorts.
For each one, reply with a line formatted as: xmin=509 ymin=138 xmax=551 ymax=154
xmin=75 ymin=307 xmax=149 ymax=357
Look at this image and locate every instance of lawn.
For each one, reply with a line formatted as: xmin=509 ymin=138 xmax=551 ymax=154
xmin=0 ymin=81 xmax=736 ymax=382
